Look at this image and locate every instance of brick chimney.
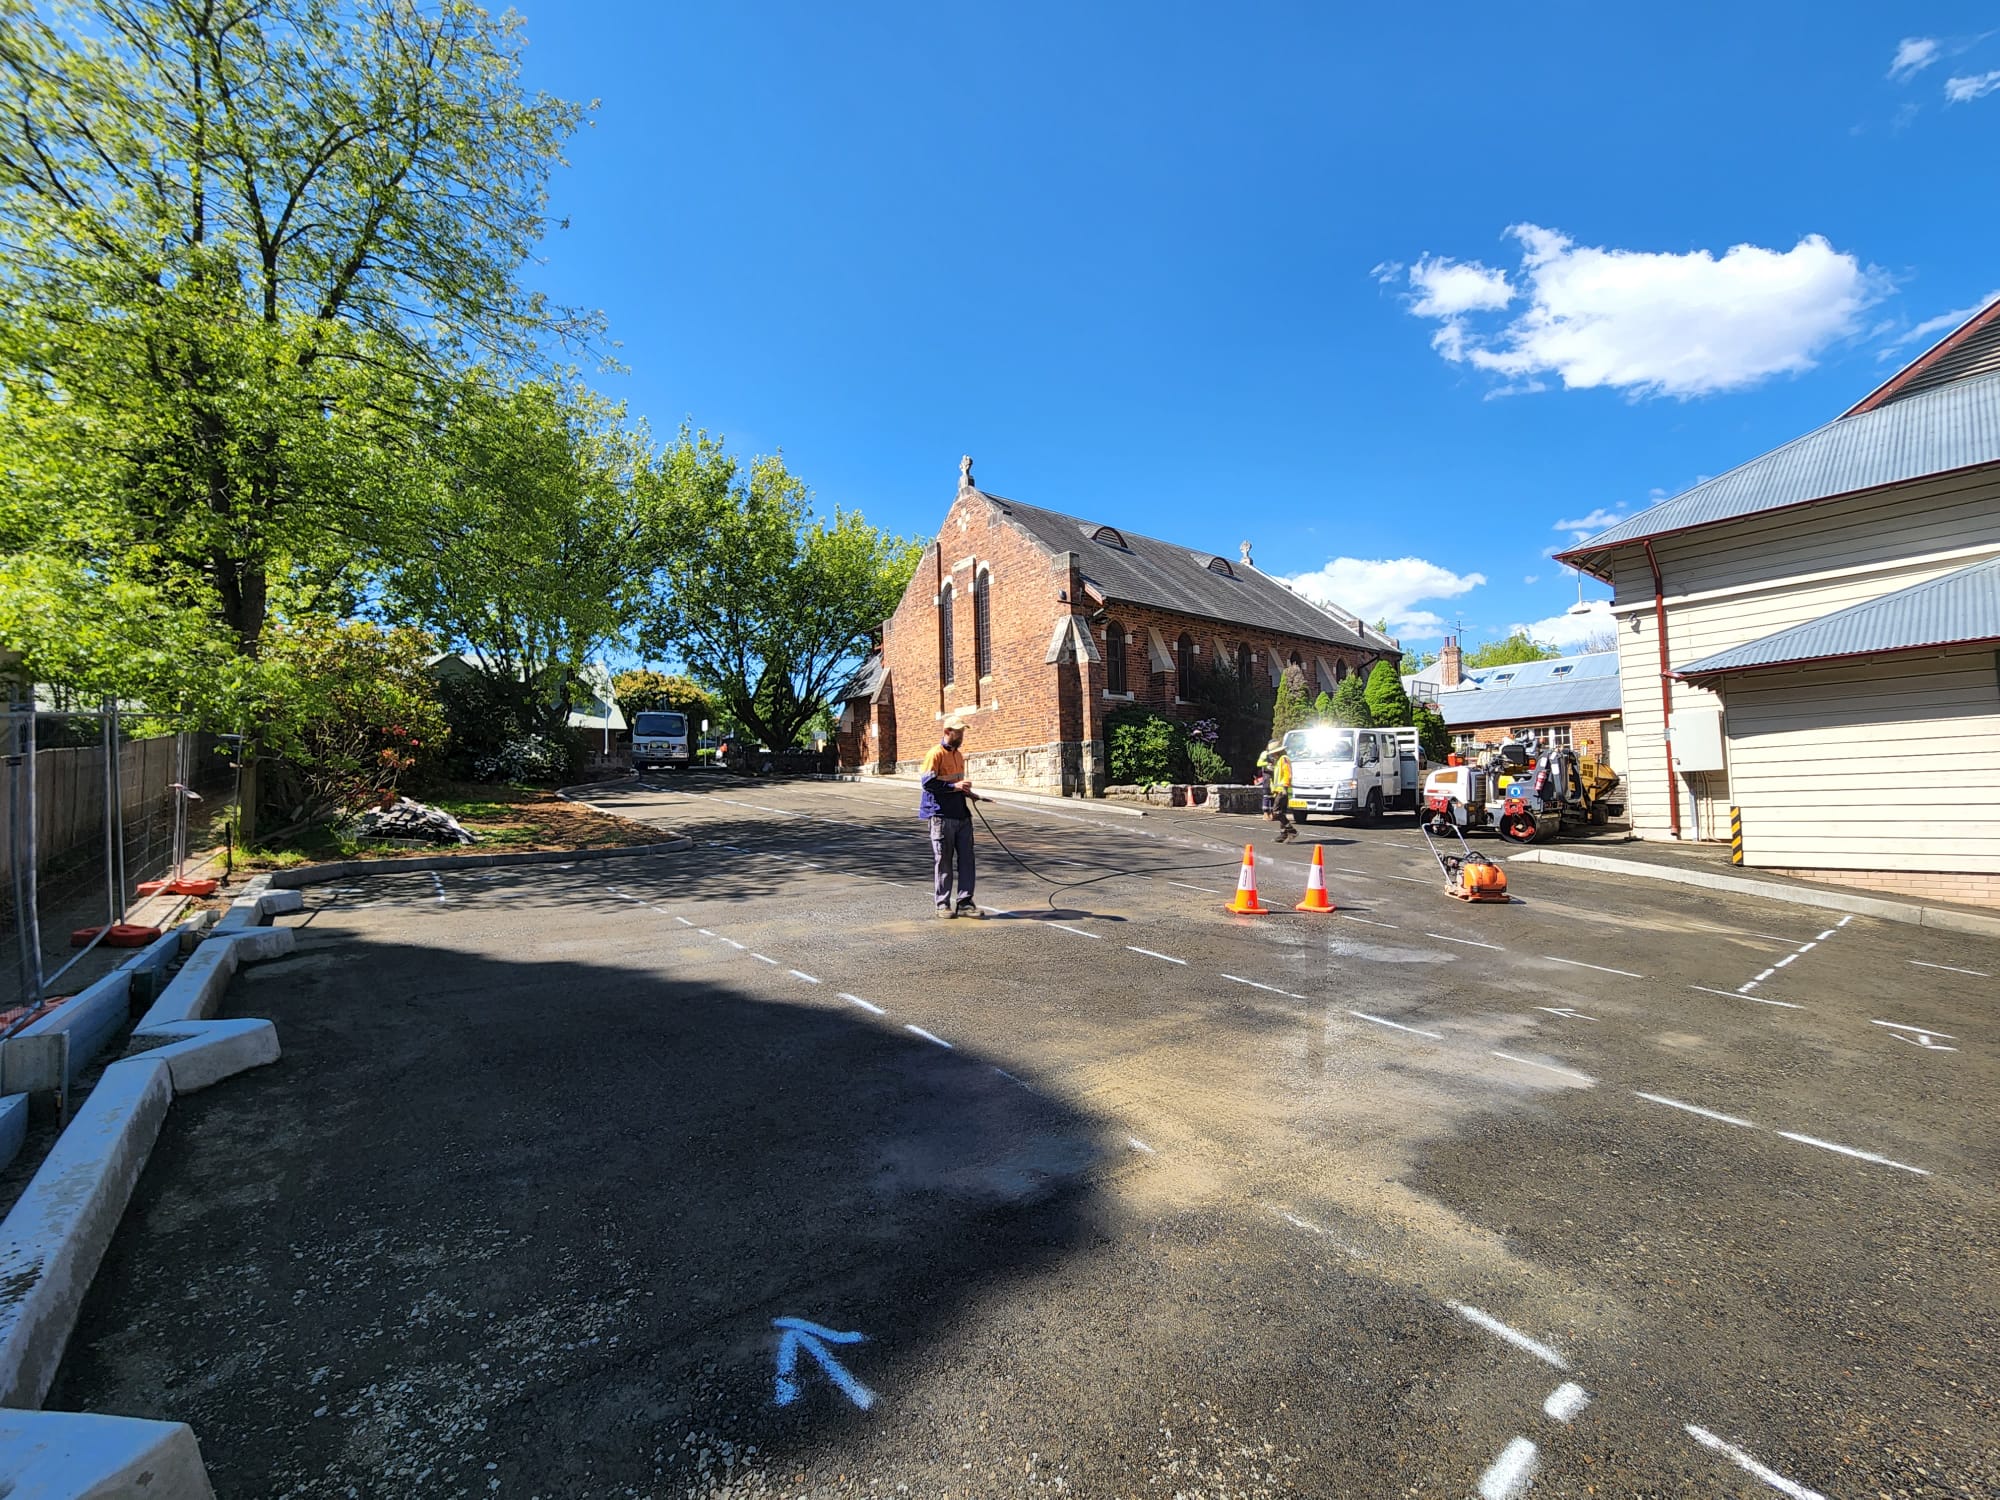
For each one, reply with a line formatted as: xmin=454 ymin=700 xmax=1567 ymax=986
xmin=1439 ymin=635 xmax=1463 ymax=688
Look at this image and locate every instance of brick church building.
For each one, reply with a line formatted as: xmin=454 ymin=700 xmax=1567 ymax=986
xmin=836 ymin=459 xmax=1399 ymax=796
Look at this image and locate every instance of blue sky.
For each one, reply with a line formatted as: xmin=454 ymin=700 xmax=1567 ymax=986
xmin=517 ymin=3 xmax=2000 ymax=653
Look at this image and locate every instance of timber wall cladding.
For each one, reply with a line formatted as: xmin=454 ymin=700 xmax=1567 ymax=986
xmin=0 ymin=735 xmax=202 ymax=879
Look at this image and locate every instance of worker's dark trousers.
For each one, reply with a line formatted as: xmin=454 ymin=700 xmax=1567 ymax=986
xmin=930 ymin=815 xmax=975 ymax=908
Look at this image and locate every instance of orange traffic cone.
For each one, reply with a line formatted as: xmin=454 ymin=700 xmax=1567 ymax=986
xmin=1225 ymin=843 xmax=1268 ymax=914
xmin=1295 ymin=844 xmax=1336 ymax=913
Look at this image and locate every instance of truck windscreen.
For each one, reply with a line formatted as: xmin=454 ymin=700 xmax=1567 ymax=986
xmin=633 ymin=713 xmax=686 ymax=737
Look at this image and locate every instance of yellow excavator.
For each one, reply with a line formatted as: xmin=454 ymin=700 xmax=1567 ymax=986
xmin=1422 ymin=739 xmax=1622 ymax=845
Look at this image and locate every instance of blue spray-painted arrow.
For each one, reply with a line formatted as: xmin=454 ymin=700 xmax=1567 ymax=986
xmin=771 ymin=1317 xmax=876 ymax=1410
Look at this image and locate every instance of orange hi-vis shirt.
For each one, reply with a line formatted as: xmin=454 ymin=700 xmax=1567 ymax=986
xmin=918 ymin=741 xmax=969 ymax=818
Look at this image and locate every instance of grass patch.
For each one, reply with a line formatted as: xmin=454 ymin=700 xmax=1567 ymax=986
xmin=239 ymin=779 xmax=662 ymax=870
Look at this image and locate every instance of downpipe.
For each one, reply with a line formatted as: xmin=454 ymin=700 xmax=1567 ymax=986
xmin=1644 ymin=540 xmax=1683 ymax=839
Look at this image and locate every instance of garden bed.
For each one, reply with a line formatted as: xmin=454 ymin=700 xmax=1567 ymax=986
xmin=239 ymin=782 xmax=663 ymax=869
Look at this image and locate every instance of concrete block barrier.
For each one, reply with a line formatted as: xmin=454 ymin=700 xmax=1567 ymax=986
xmin=133 ymin=928 xmax=294 ymax=1034
xmin=15 ymin=973 xmax=132 ymax=1094
xmin=131 ymin=1020 xmax=281 ymax=1095
xmin=0 ymin=1096 xmax=26 ymax=1176
xmin=0 ymin=1058 xmax=173 ymax=1409
xmin=0 ymin=1408 xmax=213 ymax=1498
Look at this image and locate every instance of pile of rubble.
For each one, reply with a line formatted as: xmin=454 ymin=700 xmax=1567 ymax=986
xmin=352 ymin=797 xmax=478 ymax=845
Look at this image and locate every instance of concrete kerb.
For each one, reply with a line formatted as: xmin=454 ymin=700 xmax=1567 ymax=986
xmin=261 ymin=836 xmax=693 ymax=890
xmin=1506 ymin=847 xmax=2000 ymax=940
xmin=0 ymin=1056 xmax=174 ymax=1411
xmin=0 ymin=1408 xmax=212 ymax=1499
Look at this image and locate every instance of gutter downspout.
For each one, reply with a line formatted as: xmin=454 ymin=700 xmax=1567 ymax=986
xmin=934 ymin=538 xmax=944 ymax=717
xmin=1644 ymin=540 xmax=1682 ymax=839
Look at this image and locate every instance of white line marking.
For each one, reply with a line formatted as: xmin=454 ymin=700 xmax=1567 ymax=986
xmin=430 ymin=872 xmax=446 ymax=905
xmin=1635 ymin=1092 xmax=1756 ymax=1128
xmin=1332 ymin=866 xmax=1373 ymax=876
xmin=1837 ymin=915 xmax=1854 ymax=926
xmin=1347 ymin=1010 xmax=1442 ymax=1040
xmin=1776 ymin=1131 xmax=1930 ymax=1176
xmin=1684 ymin=1424 xmax=1828 ymax=1500
xmin=1428 ymin=932 xmax=1505 ymax=950
xmin=752 ymin=953 xmax=777 ymax=964
xmin=1753 ymin=968 xmax=1777 ymax=981
xmin=675 ymin=916 xmax=695 ymax=927
xmin=1690 ymin=985 xmax=1805 ymax=1009
xmin=1491 ymin=1051 xmax=1595 ymax=1085
xmin=1542 ymin=1382 xmax=1590 ymax=1423
xmin=1871 ymin=1019 xmax=1957 ymax=1038
xmin=1816 ymin=929 xmax=1835 ymax=941
xmin=904 ymin=1025 xmax=953 ymax=1049
xmin=993 ymin=1067 xmax=1028 ymax=1087
xmin=1281 ymin=1212 xmax=1323 ymax=1234
xmin=1340 ymin=915 xmax=1398 ymax=928
xmin=1535 ymin=1005 xmax=1597 ymax=1021
xmin=787 ymin=969 xmax=821 ymax=984
xmin=1167 ymin=881 xmax=1221 ymax=894
xmin=1126 ymin=946 xmax=1188 ymax=965
xmin=1773 ymin=954 xmax=1798 ymax=968
xmin=1909 ymin=960 xmax=1990 ymax=977
xmin=1543 ymin=954 xmax=1642 ymax=978
xmin=1127 ymin=1136 xmax=1155 ymax=1154
xmin=722 ymin=939 xmax=745 ymax=950
xmin=697 ymin=928 xmax=716 ymax=937
xmin=1796 ymin=940 xmax=1816 ymax=951
xmin=1221 ymin=974 xmax=1308 ymax=1000
xmin=1448 ymin=1303 xmax=1569 ymax=1370
xmin=1382 ymin=873 xmax=1432 ymax=885
xmin=837 ymin=992 xmax=886 ymax=1016
xmin=1477 ymin=1436 xmax=1538 ymax=1500
xmin=1049 ymin=923 xmax=1102 ymax=940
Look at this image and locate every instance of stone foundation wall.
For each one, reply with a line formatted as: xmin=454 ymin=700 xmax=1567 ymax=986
xmin=891 ymin=740 xmax=1099 ymax=797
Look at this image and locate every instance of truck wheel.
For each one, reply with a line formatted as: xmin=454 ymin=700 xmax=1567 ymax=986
xmin=1363 ymin=789 xmax=1382 ymax=824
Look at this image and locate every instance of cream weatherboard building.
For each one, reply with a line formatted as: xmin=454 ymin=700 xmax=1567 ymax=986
xmin=1559 ymin=295 xmax=2000 ymax=907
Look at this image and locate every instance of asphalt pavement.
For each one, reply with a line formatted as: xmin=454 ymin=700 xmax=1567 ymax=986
xmin=49 ymin=772 xmax=1999 ymax=1498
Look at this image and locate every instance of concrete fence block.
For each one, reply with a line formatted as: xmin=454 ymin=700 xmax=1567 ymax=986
xmin=130 ymin=1020 xmax=280 ymax=1095
xmin=16 ymin=973 xmax=132 ymax=1093
xmin=132 ymin=927 xmax=293 ymax=1034
xmin=0 ymin=1408 xmax=213 ymax=1499
xmin=0 ymin=1057 xmax=173 ymax=1409
xmin=0 ymin=1095 xmax=28 ymax=1176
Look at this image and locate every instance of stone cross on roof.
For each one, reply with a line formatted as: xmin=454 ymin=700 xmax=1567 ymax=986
xmin=959 ymin=454 xmax=975 ymax=491
xmin=1239 ymin=540 xmax=1253 ymax=564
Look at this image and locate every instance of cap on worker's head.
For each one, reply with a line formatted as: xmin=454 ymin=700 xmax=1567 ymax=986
xmin=1265 ymin=741 xmax=1282 ymax=754
xmin=942 ymin=714 xmax=967 ymax=731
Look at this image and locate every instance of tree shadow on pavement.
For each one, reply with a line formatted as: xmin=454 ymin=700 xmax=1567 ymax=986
xmin=48 ymin=935 xmax=1113 ymax=1497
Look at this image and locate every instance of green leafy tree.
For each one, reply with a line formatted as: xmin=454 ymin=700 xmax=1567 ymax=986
xmin=1412 ymin=702 xmax=1452 ymax=762
xmin=639 ymin=435 xmax=923 ymax=752
xmin=1269 ymin=666 xmax=1313 ymax=742
xmin=1312 ymin=690 xmax=1334 ymax=720
xmin=0 ymin=0 xmax=593 ymax=836
xmin=614 ymin=671 xmax=718 ymax=726
xmin=1363 ymin=660 xmax=1413 ymax=725
xmin=385 ymin=380 xmax=668 ymax=738
xmin=1465 ymin=632 xmax=1559 ymax=668
xmin=1329 ymin=672 xmax=1374 ymax=728
xmin=1181 ymin=662 xmax=1272 ymax=780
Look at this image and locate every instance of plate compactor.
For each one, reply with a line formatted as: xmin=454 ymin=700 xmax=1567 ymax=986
xmin=1421 ymin=814 xmax=1510 ymax=903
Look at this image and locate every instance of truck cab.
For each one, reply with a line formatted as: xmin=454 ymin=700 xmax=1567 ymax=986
xmin=1284 ymin=725 xmax=1423 ymax=822
xmin=631 ymin=710 xmax=693 ymax=771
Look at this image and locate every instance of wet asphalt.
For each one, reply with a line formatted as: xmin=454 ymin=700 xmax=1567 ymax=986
xmin=49 ymin=772 xmax=1999 ymax=1498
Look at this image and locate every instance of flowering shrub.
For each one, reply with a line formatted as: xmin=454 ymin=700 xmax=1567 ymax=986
xmin=472 ymin=734 xmax=574 ymax=783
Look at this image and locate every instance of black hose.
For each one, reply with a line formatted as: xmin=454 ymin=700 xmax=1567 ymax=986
xmin=971 ymin=798 xmax=1246 ymax=911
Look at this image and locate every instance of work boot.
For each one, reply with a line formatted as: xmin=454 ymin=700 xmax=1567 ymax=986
xmin=955 ymin=899 xmax=985 ymax=920
xmin=936 ymin=904 xmax=957 ymax=919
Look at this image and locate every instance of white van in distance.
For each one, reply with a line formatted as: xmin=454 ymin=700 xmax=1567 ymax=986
xmin=1283 ymin=724 xmax=1423 ymax=824
xmin=631 ymin=710 xmax=693 ymax=771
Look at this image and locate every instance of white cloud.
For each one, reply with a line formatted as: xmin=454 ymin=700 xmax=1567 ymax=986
xmin=1384 ymin=223 xmax=1885 ymax=398
xmin=1944 ymin=70 xmax=2000 ymax=102
xmin=1889 ymin=37 xmax=1940 ymax=81
xmin=1512 ymin=599 xmax=1615 ymax=650
xmin=1281 ymin=557 xmax=1485 ymax=640
xmin=1407 ymin=255 xmax=1513 ymax=318
xmin=1522 ymin=574 xmax=1540 ymax=585
xmin=1553 ymin=508 xmax=1628 ymax=541
xmin=1878 ymin=288 xmax=2000 ymax=358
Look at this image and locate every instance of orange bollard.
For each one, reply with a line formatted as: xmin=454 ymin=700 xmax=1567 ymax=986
xmin=1225 ymin=843 xmax=1269 ymax=914
xmin=1295 ymin=844 xmax=1336 ymax=913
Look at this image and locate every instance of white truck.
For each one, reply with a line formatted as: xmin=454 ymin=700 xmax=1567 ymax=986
xmin=630 ymin=710 xmax=694 ymax=772
xmin=1282 ymin=725 xmax=1424 ymax=824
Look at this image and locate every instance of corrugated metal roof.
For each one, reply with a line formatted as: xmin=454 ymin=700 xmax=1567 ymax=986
xmin=983 ymin=494 xmax=1388 ymax=651
xmin=1559 ymin=368 xmax=2000 ymax=572
xmin=1845 ymin=295 xmax=2000 ymax=415
xmin=1674 ymin=554 xmax=2000 ymax=678
xmin=1460 ymin=652 xmax=1620 ymax=691
xmin=1436 ymin=674 xmax=1623 ymax=728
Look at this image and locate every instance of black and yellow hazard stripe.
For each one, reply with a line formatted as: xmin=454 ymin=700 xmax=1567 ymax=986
xmin=1729 ymin=805 xmax=1744 ymax=866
